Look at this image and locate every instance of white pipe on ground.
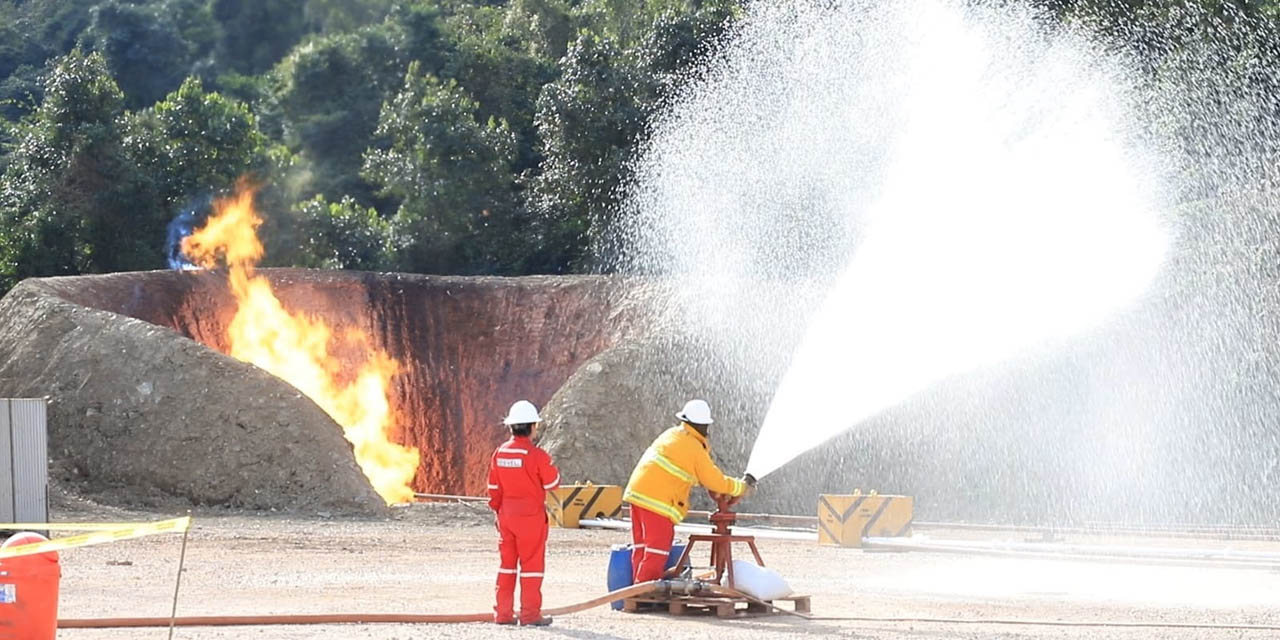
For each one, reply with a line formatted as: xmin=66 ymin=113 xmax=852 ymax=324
xmin=578 ymin=518 xmax=1280 ymax=570
xmin=863 ymin=537 xmax=1280 ymax=570
xmin=913 ymin=521 xmax=1280 ymax=542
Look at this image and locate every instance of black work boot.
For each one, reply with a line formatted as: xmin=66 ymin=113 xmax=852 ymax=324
xmin=520 ymin=616 xmax=553 ymax=626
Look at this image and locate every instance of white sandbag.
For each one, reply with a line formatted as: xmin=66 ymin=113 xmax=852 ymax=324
xmin=730 ymin=559 xmax=793 ymax=601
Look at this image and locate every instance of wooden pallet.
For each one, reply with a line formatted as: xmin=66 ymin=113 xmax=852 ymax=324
xmin=621 ymin=594 xmax=810 ymax=618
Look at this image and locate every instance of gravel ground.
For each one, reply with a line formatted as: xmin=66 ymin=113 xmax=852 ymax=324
xmin=43 ymin=502 xmax=1280 ymax=639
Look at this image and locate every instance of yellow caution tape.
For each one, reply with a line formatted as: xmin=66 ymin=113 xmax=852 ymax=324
xmin=0 ymin=522 xmax=145 ymax=532
xmin=0 ymin=517 xmax=191 ymax=559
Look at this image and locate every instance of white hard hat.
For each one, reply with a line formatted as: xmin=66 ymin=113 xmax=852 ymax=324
xmin=676 ymin=399 xmax=714 ymax=425
xmin=503 ymin=400 xmax=541 ymax=425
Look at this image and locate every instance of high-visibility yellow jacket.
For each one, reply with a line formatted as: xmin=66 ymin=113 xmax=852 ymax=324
xmin=623 ymin=424 xmax=746 ymax=524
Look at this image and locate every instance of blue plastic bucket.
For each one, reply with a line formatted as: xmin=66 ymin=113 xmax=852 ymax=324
xmin=666 ymin=542 xmax=688 ymax=572
xmin=607 ymin=542 xmax=688 ymax=610
xmin=607 ymin=545 xmax=632 ymax=610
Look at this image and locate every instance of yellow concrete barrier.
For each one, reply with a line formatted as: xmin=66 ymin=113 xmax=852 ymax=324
xmin=817 ymin=492 xmax=912 ymax=547
xmin=545 ymin=484 xmax=622 ymax=528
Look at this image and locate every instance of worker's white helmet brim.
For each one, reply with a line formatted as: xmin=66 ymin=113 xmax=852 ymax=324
xmin=676 ymin=399 xmax=714 ymax=425
xmin=504 ymin=400 xmax=541 ymax=425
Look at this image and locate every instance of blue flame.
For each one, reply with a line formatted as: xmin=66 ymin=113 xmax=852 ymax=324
xmin=165 ymin=196 xmax=212 ymax=270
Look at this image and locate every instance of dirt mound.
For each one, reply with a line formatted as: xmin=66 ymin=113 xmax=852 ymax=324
xmin=537 ymin=333 xmax=771 ymax=514
xmin=0 ymin=279 xmax=383 ymax=514
xmin=0 ymin=270 xmax=645 ymax=511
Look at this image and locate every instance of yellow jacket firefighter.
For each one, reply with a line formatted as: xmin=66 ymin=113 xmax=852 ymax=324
xmin=623 ymin=424 xmax=747 ymax=524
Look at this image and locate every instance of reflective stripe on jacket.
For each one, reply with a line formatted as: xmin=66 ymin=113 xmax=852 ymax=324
xmin=623 ymin=424 xmax=745 ymax=524
xmin=487 ymin=435 xmax=561 ymax=517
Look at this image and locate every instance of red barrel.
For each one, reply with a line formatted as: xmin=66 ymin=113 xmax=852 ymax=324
xmin=0 ymin=532 xmax=60 ymax=640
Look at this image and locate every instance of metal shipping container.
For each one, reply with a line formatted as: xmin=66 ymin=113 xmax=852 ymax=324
xmin=0 ymin=399 xmax=48 ymax=525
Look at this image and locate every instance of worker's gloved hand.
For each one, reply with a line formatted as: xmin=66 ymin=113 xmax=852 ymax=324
xmin=740 ymin=473 xmax=757 ymax=497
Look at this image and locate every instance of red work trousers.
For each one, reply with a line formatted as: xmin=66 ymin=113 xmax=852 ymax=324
xmin=630 ymin=505 xmax=676 ymax=582
xmin=495 ymin=512 xmax=549 ymax=624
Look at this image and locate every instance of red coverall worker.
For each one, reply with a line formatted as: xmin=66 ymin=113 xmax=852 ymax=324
xmin=623 ymin=400 xmax=748 ymax=582
xmin=487 ymin=402 xmax=561 ymax=626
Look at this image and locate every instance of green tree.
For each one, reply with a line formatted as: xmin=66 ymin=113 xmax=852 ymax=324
xmin=387 ymin=2 xmax=450 ymax=73
xmin=572 ymin=0 xmax=733 ymax=49
xmin=132 ymin=76 xmax=295 ymax=267
xmin=526 ymin=4 xmax=737 ymax=271
xmin=0 ymin=53 xmax=274 ymax=293
xmin=637 ymin=2 xmax=737 ymax=91
xmin=303 ymin=0 xmax=395 ymax=34
xmin=270 ymin=25 xmax=405 ymax=201
xmin=0 ymin=50 xmax=142 ymax=288
xmin=437 ymin=4 xmax=559 ymax=172
xmin=363 ymin=62 xmax=519 ymax=273
xmin=77 ymin=1 xmax=195 ymax=109
xmin=9 ymin=0 xmax=101 ymax=61
xmin=211 ymin=0 xmax=309 ymax=75
xmin=0 ymin=3 xmax=41 ymax=120
xmin=528 ymin=34 xmax=657 ymax=271
xmin=132 ymin=76 xmax=272 ymax=199
xmin=0 ymin=65 xmax=43 ymax=122
xmin=0 ymin=0 xmax=98 ymax=120
xmin=0 ymin=0 xmax=216 ymax=117
xmin=504 ymin=0 xmax=576 ymax=61
xmin=166 ymin=0 xmax=219 ymax=61
xmin=294 ymin=194 xmax=393 ymax=269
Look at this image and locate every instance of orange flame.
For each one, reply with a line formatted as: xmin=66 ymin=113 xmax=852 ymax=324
xmin=182 ymin=184 xmax=418 ymax=504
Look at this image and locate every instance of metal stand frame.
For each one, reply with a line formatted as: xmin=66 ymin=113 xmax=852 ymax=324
xmin=673 ymin=494 xmax=764 ymax=588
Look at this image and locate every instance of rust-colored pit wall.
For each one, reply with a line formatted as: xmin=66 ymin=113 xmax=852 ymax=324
xmin=38 ymin=269 xmax=640 ymax=495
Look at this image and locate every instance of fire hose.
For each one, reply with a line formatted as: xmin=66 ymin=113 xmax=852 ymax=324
xmin=57 ymin=578 xmax=1280 ymax=632
xmin=57 ymin=579 xmax=700 ymax=629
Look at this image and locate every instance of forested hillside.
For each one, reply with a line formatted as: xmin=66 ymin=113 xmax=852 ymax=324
xmin=0 ymin=0 xmax=1276 ymax=292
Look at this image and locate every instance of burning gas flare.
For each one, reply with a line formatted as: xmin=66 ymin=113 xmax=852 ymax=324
xmin=182 ymin=184 xmax=419 ymax=504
